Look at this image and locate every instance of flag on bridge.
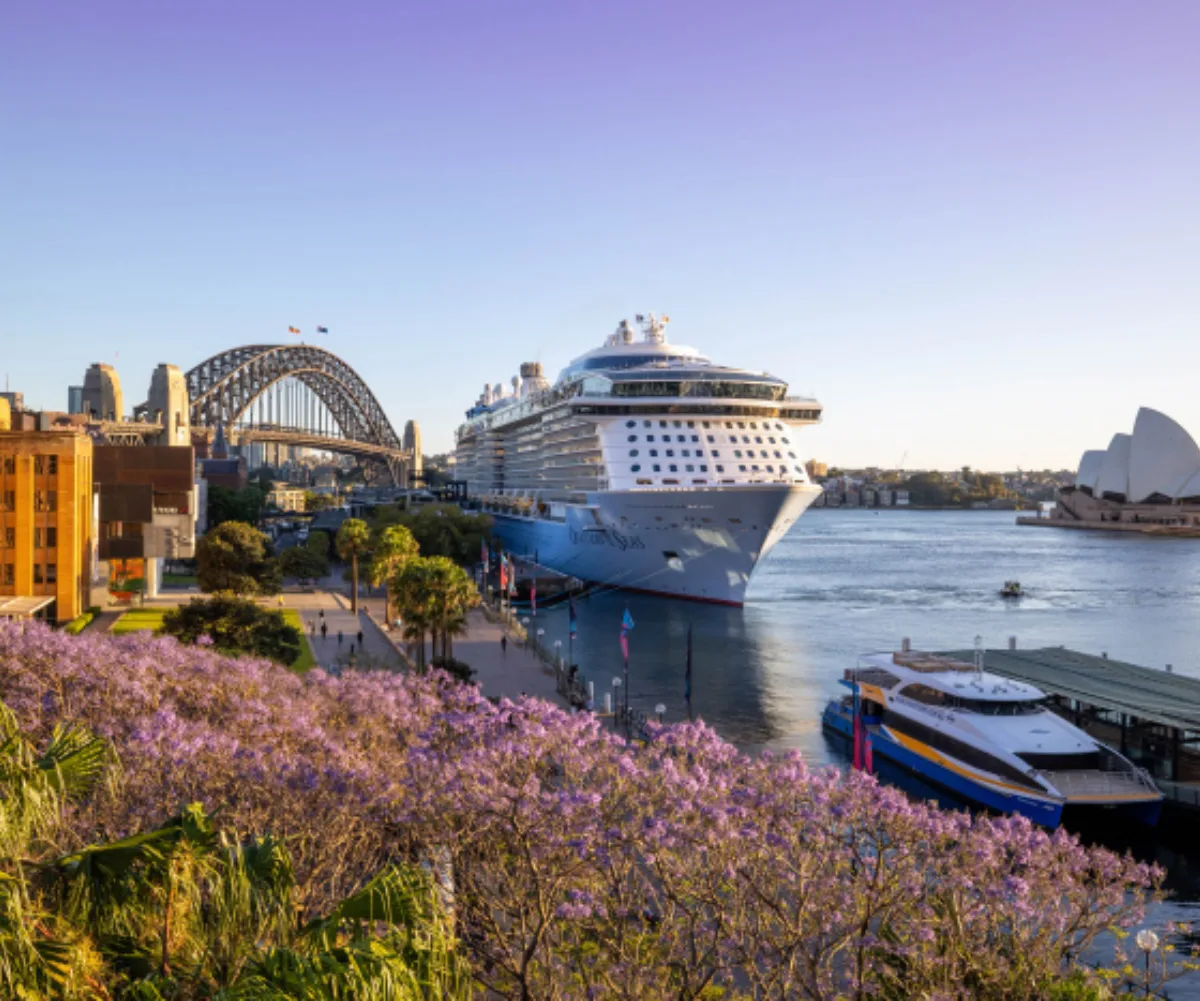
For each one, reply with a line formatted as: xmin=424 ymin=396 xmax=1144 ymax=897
xmin=288 ymin=326 xmax=301 ymax=335
xmin=316 ymin=326 xmax=329 ymax=334
xmin=530 ymin=579 xmax=537 ymax=615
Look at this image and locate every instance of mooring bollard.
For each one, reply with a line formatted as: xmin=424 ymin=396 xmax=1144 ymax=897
xmin=1008 ymin=636 xmax=1017 ymax=650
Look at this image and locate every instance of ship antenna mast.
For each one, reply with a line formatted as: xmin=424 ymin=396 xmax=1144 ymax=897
xmin=973 ymin=634 xmax=984 ymax=679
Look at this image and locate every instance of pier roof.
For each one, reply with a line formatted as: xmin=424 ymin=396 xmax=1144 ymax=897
xmin=937 ymin=647 xmax=1200 ymax=733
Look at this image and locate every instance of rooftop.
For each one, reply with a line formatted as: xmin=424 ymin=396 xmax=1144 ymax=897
xmin=938 ymin=647 xmax=1200 ymax=733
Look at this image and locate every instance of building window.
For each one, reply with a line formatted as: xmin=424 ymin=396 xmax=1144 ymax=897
xmin=669 ymin=464 xmax=678 ymax=472
xmin=34 ymin=565 xmax=43 ymax=585
xmin=666 ymin=449 xmax=674 ymax=457
xmin=1 ymin=491 xmax=13 ymax=512
xmin=647 ymin=434 xmax=655 ymax=442
xmin=2 ymin=564 xmax=13 ymax=585
xmin=626 ymin=420 xmax=636 ymax=428
xmin=34 ymin=456 xmax=45 ymax=475
xmin=643 ymin=420 xmax=651 ymax=427
xmin=649 ymin=449 xmax=658 ymax=457
xmin=690 ymin=435 xmax=699 ymax=442
xmin=766 ymin=465 xmax=775 ymax=472
xmin=34 ymin=491 xmax=56 ymax=513
xmin=750 ymin=422 xmax=758 ymax=429
xmin=2 ymin=457 xmax=13 ymax=474
xmin=673 ymin=420 xmax=681 ymax=428
xmin=769 ymin=437 xmax=776 ymax=444
xmin=46 ymin=563 xmax=57 ymax=583
xmin=700 ymin=464 xmax=708 ymax=472
xmin=2 ymin=527 xmax=13 ymax=547
xmin=685 ymin=464 xmax=694 ymax=472
xmin=774 ymin=450 xmax=782 ymax=458
xmin=755 ymin=436 xmax=763 ymax=444
xmin=681 ymin=449 xmax=690 ymax=457
xmin=702 ymin=421 xmax=711 ymax=428
xmin=734 ymin=450 xmax=743 ymax=458
xmin=742 ymin=436 xmax=750 ymax=443
xmin=706 ymin=435 xmax=715 ymax=443
xmin=652 ymin=464 xmax=661 ymax=472
xmin=711 ymin=450 xmax=719 ymax=457
xmin=752 ymin=464 xmax=760 ymax=472
xmin=631 ymin=464 xmax=641 ymax=472
xmin=659 ymin=420 xmax=667 ymax=427
xmin=739 ymin=465 xmax=747 ymax=472
xmin=737 ymin=422 xmax=746 ymax=429
xmin=716 ymin=465 xmax=725 ymax=473
xmin=48 ymin=456 xmax=57 ymax=475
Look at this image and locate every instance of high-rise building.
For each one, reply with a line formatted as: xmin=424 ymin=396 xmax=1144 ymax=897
xmin=0 ymin=398 xmax=94 ymax=623
xmin=81 ymin=363 xmax=124 ymax=421
xmin=403 ymin=420 xmax=423 ymax=484
xmin=68 ymin=386 xmax=85 ymax=414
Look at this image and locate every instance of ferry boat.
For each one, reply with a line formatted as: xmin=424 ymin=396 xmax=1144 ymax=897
xmin=822 ymin=650 xmax=1163 ymax=827
xmin=455 ymin=314 xmax=823 ymax=605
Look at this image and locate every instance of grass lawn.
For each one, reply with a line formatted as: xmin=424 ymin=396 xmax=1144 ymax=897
xmin=162 ymin=573 xmax=197 ymax=587
xmin=110 ymin=608 xmax=169 ymax=634
xmin=112 ymin=606 xmax=316 ymax=674
xmin=282 ymin=609 xmax=316 ymax=674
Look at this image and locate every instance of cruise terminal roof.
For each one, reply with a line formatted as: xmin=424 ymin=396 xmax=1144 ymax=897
xmin=938 ymin=647 xmax=1200 ymax=733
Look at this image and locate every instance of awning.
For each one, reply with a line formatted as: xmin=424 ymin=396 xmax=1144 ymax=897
xmin=0 ymin=596 xmax=56 ymax=618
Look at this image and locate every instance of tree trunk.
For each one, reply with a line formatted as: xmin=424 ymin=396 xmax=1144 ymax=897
xmin=350 ymin=554 xmax=359 ymax=613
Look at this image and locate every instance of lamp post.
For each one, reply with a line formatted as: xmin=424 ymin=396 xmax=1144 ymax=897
xmin=521 ymin=616 xmax=530 ymax=648
xmin=655 ymin=703 xmax=666 ymax=724
xmin=1135 ymin=929 xmax=1159 ymax=997
xmin=554 ymin=639 xmax=563 ymax=669
xmin=612 ymin=677 xmax=622 ymax=726
xmin=536 ymin=627 xmax=545 ymax=657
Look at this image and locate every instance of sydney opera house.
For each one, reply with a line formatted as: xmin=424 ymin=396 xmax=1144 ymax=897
xmin=1034 ymin=408 xmax=1200 ymax=534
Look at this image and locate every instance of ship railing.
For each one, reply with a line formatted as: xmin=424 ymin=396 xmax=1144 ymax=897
xmin=1039 ymin=767 xmax=1160 ymax=800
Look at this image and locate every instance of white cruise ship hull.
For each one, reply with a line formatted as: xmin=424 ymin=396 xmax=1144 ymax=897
xmin=489 ymin=483 xmax=820 ymax=605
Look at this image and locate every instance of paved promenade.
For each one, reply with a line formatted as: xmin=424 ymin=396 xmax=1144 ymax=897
xmin=455 ymin=610 xmax=570 ymax=708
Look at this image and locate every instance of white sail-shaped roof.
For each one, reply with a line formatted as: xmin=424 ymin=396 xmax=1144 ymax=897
xmin=1075 ymin=450 xmax=1107 ymax=491
xmin=1095 ymin=433 xmax=1132 ymax=498
xmin=1127 ymin=408 xmax=1200 ymax=502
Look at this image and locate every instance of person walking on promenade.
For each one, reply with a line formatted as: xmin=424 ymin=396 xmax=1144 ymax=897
xmin=356 ymin=629 xmax=364 ymax=647
xmin=349 ymin=642 xmax=355 ymax=657
xmin=338 ymin=630 xmax=343 ymax=646
xmin=501 ymin=634 xmax=508 ymax=657
xmin=320 ymin=622 xmax=327 ymax=640
xmin=310 ymin=620 xmax=315 ymax=637
xmin=319 ymin=609 xmax=325 ymax=622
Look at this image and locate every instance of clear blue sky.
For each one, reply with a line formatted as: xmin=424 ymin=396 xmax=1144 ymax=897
xmin=3 ymin=0 xmax=1197 ymax=470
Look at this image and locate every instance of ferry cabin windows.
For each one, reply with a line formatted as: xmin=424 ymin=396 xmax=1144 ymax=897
xmin=901 ymin=684 xmax=945 ymax=706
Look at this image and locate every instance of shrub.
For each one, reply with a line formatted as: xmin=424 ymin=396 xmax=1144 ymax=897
xmin=63 ymin=611 xmax=95 ymax=635
xmin=160 ymin=593 xmax=301 ymax=665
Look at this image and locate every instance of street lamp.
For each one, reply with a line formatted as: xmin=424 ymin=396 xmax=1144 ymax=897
xmin=1135 ymin=929 xmax=1159 ymax=996
xmin=655 ymin=702 xmax=666 ymax=724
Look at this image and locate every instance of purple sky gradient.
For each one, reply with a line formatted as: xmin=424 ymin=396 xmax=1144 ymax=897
xmin=2 ymin=1 xmax=1198 ymax=469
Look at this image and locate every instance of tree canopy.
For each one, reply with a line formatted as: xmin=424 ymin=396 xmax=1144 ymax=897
xmin=160 ymin=593 xmax=301 ymax=665
xmin=336 ymin=518 xmax=373 ymax=614
xmin=280 ymin=543 xmax=329 ymax=584
xmin=206 ymin=485 xmax=266 ymax=530
xmin=196 ymin=521 xmax=281 ymax=595
xmin=374 ymin=503 xmax=490 ymax=566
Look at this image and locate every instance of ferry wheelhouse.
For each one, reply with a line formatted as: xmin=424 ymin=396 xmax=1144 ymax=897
xmin=455 ymin=315 xmax=823 ymax=604
xmin=823 ymin=650 xmax=1163 ymax=827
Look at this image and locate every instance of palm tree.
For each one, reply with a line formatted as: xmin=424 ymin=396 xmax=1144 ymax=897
xmin=336 ymin=518 xmax=373 ymax=614
xmin=421 ymin=557 xmax=480 ymax=666
xmin=369 ymin=524 xmax=419 ymax=624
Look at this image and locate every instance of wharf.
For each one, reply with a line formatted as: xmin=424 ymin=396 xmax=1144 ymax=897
xmin=939 ymin=646 xmax=1200 ymax=812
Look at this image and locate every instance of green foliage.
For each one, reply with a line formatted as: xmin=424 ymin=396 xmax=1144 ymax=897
xmin=0 ymin=704 xmax=470 ymax=999
xmin=391 ymin=556 xmax=479 ymax=669
xmin=370 ymin=525 xmax=419 ymax=621
xmin=899 ymin=470 xmax=1018 ymax=508
xmin=336 ymin=519 xmax=373 ymax=614
xmin=63 ymin=612 xmax=95 ymax=635
xmin=373 ymin=504 xmax=490 ymax=566
xmin=160 ymin=595 xmax=301 ymax=665
xmin=1044 ymin=970 xmax=1113 ymax=1000
xmin=304 ymin=490 xmax=337 ymax=513
xmin=279 ymin=544 xmax=328 ymax=584
xmin=208 ymin=485 xmax=267 ymax=530
xmin=196 ymin=522 xmax=281 ymax=596
xmin=306 ymin=529 xmax=333 ymax=561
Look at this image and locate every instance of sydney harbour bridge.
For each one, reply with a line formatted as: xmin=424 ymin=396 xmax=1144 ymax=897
xmin=95 ymin=343 xmax=420 ymax=485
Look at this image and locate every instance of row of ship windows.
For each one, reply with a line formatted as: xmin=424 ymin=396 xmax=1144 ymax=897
xmin=625 ymin=418 xmax=788 ymax=432
xmin=630 ymin=448 xmax=797 ymax=460
xmin=630 ymin=463 xmax=806 ymax=475
xmin=626 ymin=433 xmax=792 ymax=446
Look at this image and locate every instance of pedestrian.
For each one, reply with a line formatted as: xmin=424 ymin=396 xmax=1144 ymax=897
xmin=320 ymin=622 xmax=327 ymax=640
xmin=338 ymin=630 xmax=343 ymax=645
xmin=349 ymin=642 xmax=355 ymax=656
xmin=356 ymin=629 xmax=364 ymax=646
xmin=501 ymin=634 xmax=508 ymax=657
xmin=319 ymin=609 xmax=324 ymax=620
xmin=309 ymin=620 xmax=315 ymax=636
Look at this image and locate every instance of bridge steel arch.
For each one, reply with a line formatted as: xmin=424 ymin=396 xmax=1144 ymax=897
xmin=184 ymin=344 xmax=408 ymax=478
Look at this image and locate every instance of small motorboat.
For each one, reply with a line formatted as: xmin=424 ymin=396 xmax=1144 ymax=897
xmin=1000 ymin=580 xmax=1023 ymax=598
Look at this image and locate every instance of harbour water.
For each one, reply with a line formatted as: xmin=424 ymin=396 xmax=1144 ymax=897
xmin=528 ymin=508 xmax=1200 ymax=979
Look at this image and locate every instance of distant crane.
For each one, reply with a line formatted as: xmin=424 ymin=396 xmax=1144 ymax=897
xmin=897 ymin=451 xmax=908 ymax=473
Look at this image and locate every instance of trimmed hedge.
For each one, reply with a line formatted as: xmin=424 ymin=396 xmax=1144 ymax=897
xmin=63 ymin=612 xmax=95 ymax=635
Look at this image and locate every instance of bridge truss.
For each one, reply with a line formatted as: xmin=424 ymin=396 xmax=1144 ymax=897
xmin=182 ymin=344 xmax=412 ymax=483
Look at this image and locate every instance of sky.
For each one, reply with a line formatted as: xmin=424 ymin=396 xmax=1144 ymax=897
xmin=2 ymin=0 xmax=1198 ymax=471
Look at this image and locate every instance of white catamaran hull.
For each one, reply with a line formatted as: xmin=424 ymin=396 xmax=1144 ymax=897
xmin=489 ymin=483 xmax=820 ymax=605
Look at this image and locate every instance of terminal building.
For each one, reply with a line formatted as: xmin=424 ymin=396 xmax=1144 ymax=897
xmin=1036 ymin=408 xmax=1200 ymax=533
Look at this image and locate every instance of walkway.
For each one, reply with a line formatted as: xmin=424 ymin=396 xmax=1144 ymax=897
xmin=456 ymin=609 xmax=569 ymax=708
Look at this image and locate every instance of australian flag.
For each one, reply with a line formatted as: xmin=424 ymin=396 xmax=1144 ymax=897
xmin=568 ymin=595 xmax=578 ymax=639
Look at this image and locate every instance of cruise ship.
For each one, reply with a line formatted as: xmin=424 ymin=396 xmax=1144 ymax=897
xmin=823 ymin=650 xmax=1163 ymax=827
xmin=454 ymin=314 xmax=823 ymax=604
